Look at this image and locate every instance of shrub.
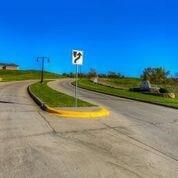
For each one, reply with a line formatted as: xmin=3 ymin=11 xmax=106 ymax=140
xmin=159 ymin=88 xmax=170 ymax=93
xmin=141 ymin=67 xmax=169 ymax=84
xmin=129 ymin=87 xmax=150 ymax=92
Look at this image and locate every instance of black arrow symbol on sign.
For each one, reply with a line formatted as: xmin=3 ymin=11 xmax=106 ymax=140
xmin=74 ymin=52 xmax=82 ymax=63
xmin=73 ymin=51 xmax=78 ymax=58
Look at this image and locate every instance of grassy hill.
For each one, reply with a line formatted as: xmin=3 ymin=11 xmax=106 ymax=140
xmin=77 ymin=78 xmax=178 ymax=108
xmin=0 ymin=70 xmax=61 ymax=81
xmin=97 ymin=77 xmax=178 ymax=98
xmin=99 ymin=78 xmax=140 ymax=89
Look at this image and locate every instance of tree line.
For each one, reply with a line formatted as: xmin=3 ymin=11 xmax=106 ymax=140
xmin=62 ymin=69 xmax=124 ymax=79
xmin=62 ymin=67 xmax=178 ymax=84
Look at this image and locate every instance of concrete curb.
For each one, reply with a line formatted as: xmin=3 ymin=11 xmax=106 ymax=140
xmin=46 ymin=106 xmax=109 ymax=118
xmin=27 ymin=85 xmax=109 ymax=118
xmin=27 ymin=86 xmax=46 ymax=109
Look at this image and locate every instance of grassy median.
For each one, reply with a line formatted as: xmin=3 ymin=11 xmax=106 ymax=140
xmin=30 ymin=81 xmax=93 ymax=107
xmin=77 ymin=79 xmax=178 ymax=108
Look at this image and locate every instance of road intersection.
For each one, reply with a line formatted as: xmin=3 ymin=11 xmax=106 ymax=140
xmin=0 ymin=80 xmax=178 ymax=178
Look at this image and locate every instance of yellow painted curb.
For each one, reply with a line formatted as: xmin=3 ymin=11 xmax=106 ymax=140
xmin=46 ymin=107 xmax=109 ymax=119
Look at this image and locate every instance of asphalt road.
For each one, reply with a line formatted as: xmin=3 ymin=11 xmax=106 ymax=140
xmin=0 ymin=80 xmax=178 ymax=178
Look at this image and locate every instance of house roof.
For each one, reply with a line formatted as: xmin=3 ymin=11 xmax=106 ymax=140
xmin=0 ymin=63 xmax=19 ymax=67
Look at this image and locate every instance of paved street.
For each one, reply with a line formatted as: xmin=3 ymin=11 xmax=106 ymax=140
xmin=0 ymin=80 xmax=178 ymax=178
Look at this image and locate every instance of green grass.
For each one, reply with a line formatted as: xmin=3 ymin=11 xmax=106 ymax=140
xmin=0 ymin=70 xmax=61 ymax=81
xmin=100 ymin=78 xmax=178 ymax=98
xmin=30 ymin=81 xmax=93 ymax=107
xmin=77 ymin=79 xmax=178 ymax=108
xmin=99 ymin=78 xmax=140 ymax=89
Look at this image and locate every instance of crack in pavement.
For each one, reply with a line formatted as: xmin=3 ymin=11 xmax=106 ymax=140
xmin=102 ymin=123 xmax=178 ymax=162
xmin=107 ymin=161 xmax=143 ymax=178
xmin=0 ymin=100 xmax=35 ymax=106
xmin=54 ymin=131 xmax=146 ymax=178
xmin=37 ymin=112 xmax=57 ymax=134
xmin=0 ymin=110 xmax=39 ymax=113
xmin=0 ymin=131 xmax=53 ymax=141
xmin=0 ymin=100 xmax=15 ymax=104
xmin=51 ymin=122 xmax=178 ymax=163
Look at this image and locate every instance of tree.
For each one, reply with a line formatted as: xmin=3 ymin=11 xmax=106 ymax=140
xmin=141 ymin=67 xmax=169 ymax=84
xmin=107 ymin=71 xmax=124 ymax=79
xmin=171 ymin=73 xmax=178 ymax=82
xmin=62 ymin=73 xmax=68 ymax=77
xmin=107 ymin=71 xmax=117 ymax=78
xmin=87 ymin=68 xmax=97 ymax=78
xmin=78 ymin=72 xmax=87 ymax=78
xmin=68 ymin=72 xmax=75 ymax=78
xmin=98 ymin=73 xmax=107 ymax=78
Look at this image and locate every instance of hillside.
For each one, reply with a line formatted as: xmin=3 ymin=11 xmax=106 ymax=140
xmin=0 ymin=70 xmax=61 ymax=81
xmin=98 ymin=78 xmax=178 ymax=98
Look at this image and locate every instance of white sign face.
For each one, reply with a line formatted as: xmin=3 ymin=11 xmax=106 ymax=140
xmin=72 ymin=50 xmax=83 ymax=65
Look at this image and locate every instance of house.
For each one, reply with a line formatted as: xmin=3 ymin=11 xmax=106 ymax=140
xmin=0 ymin=63 xmax=19 ymax=70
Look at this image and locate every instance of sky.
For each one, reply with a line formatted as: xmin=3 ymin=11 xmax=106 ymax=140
xmin=0 ymin=0 xmax=178 ymax=77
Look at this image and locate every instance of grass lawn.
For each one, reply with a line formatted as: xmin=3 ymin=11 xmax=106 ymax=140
xmin=0 ymin=70 xmax=61 ymax=81
xmin=30 ymin=81 xmax=93 ymax=107
xmin=100 ymin=78 xmax=178 ymax=97
xmin=100 ymin=78 xmax=140 ymax=89
xmin=77 ymin=79 xmax=178 ymax=108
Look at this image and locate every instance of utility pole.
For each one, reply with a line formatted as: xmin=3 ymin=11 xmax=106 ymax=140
xmin=36 ymin=57 xmax=50 ymax=83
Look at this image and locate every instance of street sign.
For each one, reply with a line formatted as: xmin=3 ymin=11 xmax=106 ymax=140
xmin=72 ymin=50 xmax=84 ymax=107
xmin=72 ymin=50 xmax=83 ymax=65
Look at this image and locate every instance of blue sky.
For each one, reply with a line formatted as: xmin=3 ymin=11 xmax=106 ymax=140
xmin=0 ymin=0 xmax=178 ymax=76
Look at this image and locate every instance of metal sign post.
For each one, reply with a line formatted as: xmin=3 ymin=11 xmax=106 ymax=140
xmin=72 ymin=50 xmax=84 ymax=108
xmin=75 ymin=65 xmax=79 ymax=107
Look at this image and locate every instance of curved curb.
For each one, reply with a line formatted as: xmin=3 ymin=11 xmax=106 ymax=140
xmin=27 ymin=85 xmax=109 ymax=119
xmin=27 ymin=86 xmax=46 ymax=109
xmin=46 ymin=107 xmax=109 ymax=118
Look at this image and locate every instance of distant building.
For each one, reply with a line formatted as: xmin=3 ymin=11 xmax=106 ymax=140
xmin=0 ymin=63 xmax=19 ymax=70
